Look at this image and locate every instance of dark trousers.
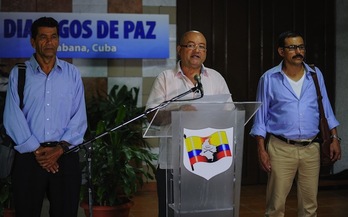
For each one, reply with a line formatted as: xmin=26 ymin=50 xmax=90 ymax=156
xmin=156 ymin=167 xmax=166 ymax=217
xmin=12 ymin=152 xmax=81 ymax=217
xmin=156 ymin=167 xmax=174 ymax=217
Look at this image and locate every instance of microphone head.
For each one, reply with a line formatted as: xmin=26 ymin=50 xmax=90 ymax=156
xmin=194 ymin=74 xmax=201 ymax=82
xmin=193 ymin=74 xmax=203 ymax=96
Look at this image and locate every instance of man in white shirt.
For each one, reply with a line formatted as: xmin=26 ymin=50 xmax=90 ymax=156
xmin=146 ymin=30 xmax=232 ymax=217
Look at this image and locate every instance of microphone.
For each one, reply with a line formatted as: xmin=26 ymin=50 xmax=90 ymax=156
xmin=194 ymin=74 xmax=204 ymax=96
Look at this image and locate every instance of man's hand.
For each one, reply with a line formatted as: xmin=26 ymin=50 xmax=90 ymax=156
xmin=256 ymin=136 xmax=272 ymax=173
xmin=258 ymin=149 xmax=272 ymax=173
xmin=330 ymin=139 xmax=341 ymax=162
xmin=180 ymin=104 xmax=197 ymax=111
xmin=34 ymin=146 xmax=64 ymax=173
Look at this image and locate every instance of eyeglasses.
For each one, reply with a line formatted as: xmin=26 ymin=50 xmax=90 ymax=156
xmin=283 ymin=45 xmax=306 ymax=51
xmin=180 ymin=43 xmax=207 ymax=51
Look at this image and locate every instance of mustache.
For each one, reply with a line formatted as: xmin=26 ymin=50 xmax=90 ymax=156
xmin=293 ymin=54 xmax=304 ymax=59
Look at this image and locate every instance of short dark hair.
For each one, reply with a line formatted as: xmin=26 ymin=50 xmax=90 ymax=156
xmin=31 ymin=17 xmax=59 ymax=39
xmin=277 ymin=31 xmax=303 ymax=48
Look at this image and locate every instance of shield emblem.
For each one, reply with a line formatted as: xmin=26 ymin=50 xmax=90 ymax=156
xmin=183 ymin=127 xmax=234 ymax=180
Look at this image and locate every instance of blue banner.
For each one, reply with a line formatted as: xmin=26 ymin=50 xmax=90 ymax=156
xmin=0 ymin=12 xmax=169 ymax=59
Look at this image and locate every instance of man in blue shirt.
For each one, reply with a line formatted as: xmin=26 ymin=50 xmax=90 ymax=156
xmin=250 ymin=31 xmax=341 ymax=217
xmin=3 ymin=17 xmax=87 ymax=217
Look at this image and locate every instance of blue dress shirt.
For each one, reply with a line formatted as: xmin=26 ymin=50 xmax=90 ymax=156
xmin=3 ymin=56 xmax=87 ymax=153
xmin=250 ymin=61 xmax=339 ymax=140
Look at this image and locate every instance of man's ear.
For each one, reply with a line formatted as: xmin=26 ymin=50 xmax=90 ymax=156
xmin=278 ymin=47 xmax=284 ymax=57
xmin=30 ymin=38 xmax=35 ymax=48
xmin=177 ymin=45 xmax=182 ymax=58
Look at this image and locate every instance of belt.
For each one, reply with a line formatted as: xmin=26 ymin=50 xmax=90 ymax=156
xmin=272 ymin=134 xmax=315 ymax=146
xmin=40 ymin=142 xmax=59 ymax=147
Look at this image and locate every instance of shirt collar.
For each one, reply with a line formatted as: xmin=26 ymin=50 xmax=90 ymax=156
xmin=29 ymin=54 xmax=61 ymax=73
xmin=273 ymin=60 xmax=314 ymax=78
xmin=175 ymin=60 xmax=208 ymax=77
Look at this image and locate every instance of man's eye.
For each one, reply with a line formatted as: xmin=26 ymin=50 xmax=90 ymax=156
xmin=199 ymin=45 xmax=206 ymax=50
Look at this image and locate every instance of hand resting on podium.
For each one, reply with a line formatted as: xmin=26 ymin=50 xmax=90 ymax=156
xmin=146 ymin=104 xmax=197 ymax=126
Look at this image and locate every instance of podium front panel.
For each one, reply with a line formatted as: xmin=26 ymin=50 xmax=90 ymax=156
xmin=168 ymin=105 xmax=246 ymax=217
